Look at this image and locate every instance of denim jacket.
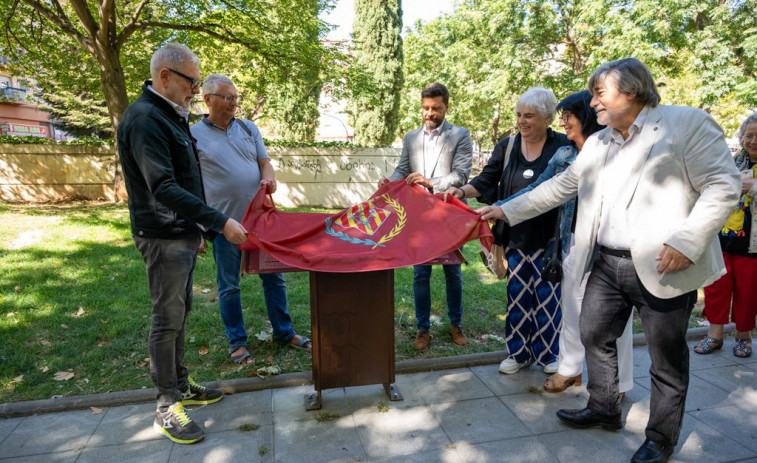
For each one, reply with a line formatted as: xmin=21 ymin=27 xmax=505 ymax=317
xmin=496 ymin=145 xmax=578 ymax=252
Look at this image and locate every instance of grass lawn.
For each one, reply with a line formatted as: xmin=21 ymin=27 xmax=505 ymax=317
xmin=0 ymin=200 xmax=705 ymax=403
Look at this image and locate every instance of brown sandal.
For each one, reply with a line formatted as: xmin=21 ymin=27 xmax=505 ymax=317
xmin=543 ymin=373 xmax=582 ymax=393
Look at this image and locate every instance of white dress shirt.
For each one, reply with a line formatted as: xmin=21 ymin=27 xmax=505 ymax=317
xmin=597 ymin=107 xmax=649 ymax=250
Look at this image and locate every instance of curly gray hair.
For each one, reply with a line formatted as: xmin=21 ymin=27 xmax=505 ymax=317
xmin=516 ymin=87 xmax=558 ymax=124
xmin=737 ymin=113 xmax=757 ymax=145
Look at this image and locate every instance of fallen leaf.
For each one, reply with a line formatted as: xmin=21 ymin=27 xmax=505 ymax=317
xmin=201 ymin=288 xmax=211 ymax=294
xmin=41 ymin=366 xmax=49 ymax=373
xmin=14 ymin=285 xmax=21 ymax=292
xmin=139 ymin=357 xmax=150 ymax=367
xmin=73 ymin=307 xmax=85 ymax=318
xmin=40 ymin=340 xmax=52 ymax=347
xmin=254 ymin=330 xmax=272 ymax=342
xmin=6 ymin=312 xmax=15 ymax=317
xmin=90 ymin=407 xmax=103 ymax=414
xmin=256 ymin=366 xmax=281 ymax=376
xmin=53 ymin=371 xmax=75 ymax=381
xmin=265 ymin=355 xmax=273 ymax=363
xmin=10 ymin=375 xmax=23 ymax=384
xmin=60 ymin=324 xmax=69 ymax=329
xmin=198 ymin=346 xmax=209 ymax=356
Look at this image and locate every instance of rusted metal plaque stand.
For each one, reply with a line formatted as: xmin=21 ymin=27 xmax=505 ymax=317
xmin=305 ymin=270 xmax=402 ymax=410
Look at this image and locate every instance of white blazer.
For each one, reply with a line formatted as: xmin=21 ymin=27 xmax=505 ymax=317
xmin=501 ymin=104 xmax=741 ymax=299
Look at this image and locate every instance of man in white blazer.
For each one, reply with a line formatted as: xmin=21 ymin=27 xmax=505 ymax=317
xmin=478 ymin=58 xmax=740 ymax=463
xmin=380 ymin=82 xmax=472 ymax=350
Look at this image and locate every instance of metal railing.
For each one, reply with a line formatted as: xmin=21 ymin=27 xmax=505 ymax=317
xmin=0 ymin=86 xmax=27 ymax=101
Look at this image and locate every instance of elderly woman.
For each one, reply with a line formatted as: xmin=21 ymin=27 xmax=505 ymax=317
xmin=695 ymin=113 xmax=757 ymax=358
xmin=494 ymin=90 xmax=634 ymax=393
xmin=447 ymin=87 xmax=569 ymax=374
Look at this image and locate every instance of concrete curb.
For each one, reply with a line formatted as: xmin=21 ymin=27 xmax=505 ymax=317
xmin=0 ymin=324 xmax=734 ymax=419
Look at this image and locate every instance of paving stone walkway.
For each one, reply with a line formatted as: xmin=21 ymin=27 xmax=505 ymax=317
xmin=1 ymin=339 xmax=756 ymax=462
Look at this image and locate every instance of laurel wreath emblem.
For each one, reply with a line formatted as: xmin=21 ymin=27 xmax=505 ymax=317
xmin=324 ymin=194 xmax=407 ymax=249
xmin=373 ymin=194 xmax=406 ymax=249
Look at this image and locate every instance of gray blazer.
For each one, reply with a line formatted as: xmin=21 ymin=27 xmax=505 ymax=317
xmin=390 ymin=120 xmax=472 ymax=193
xmin=501 ymin=104 xmax=740 ymax=299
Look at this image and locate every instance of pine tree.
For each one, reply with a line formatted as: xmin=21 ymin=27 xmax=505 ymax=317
xmin=351 ymin=0 xmax=404 ymax=147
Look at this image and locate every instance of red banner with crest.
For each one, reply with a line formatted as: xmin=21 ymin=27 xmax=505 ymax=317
xmin=239 ymin=180 xmax=493 ymax=273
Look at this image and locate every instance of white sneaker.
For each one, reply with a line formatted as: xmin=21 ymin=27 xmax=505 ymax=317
xmin=499 ymin=357 xmax=530 ymax=374
xmin=543 ymin=361 xmax=559 ymax=374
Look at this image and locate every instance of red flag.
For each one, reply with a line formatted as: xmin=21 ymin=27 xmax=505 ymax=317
xmin=240 ymin=180 xmax=493 ymax=273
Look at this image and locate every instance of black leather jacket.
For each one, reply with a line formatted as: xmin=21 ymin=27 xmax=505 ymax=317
xmin=117 ymin=82 xmax=227 ymax=239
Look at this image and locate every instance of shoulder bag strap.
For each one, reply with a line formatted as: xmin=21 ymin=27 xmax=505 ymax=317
xmin=236 ymin=119 xmax=253 ymax=137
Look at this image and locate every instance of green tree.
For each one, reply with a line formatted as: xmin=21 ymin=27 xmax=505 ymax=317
xmin=0 ymin=0 xmax=331 ymax=135
xmin=401 ymin=0 xmax=757 ymax=147
xmin=265 ymin=0 xmax=323 ymax=142
xmin=351 ymin=0 xmax=404 ymax=147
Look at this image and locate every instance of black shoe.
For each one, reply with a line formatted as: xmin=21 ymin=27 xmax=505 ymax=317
xmin=556 ymin=407 xmax=622 ymax=431
xmin=631 ymin=439 xmax=674 ymax=463
xmin=181 ymin=376 xmax=223 ymax=405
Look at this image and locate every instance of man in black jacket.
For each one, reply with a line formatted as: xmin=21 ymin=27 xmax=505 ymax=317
xmin=118 ymin=43 xmax=247 ymax=445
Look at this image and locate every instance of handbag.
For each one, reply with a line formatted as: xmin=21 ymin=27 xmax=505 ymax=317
xmin=478 ymin=136 xmax=516 ymax=280
xmin=480 ymin=218 xmax=510 ymax=279
xmin=541 ymin=210 xmax=562 ymax=283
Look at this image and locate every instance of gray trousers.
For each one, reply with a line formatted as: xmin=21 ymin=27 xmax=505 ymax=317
xmin=581 ymin=251 xmax=696 ymax=446
xmin=134 ymin=236 xmax=201 ymax=410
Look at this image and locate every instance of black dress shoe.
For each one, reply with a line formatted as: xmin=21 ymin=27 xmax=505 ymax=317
xmin=631 ymin=439 xmax=674 ymax=463
xmin=556 ymin=407 xmax=622 ymax=431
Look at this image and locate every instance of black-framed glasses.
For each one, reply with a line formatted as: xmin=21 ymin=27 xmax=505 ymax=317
xmin=559 ymin=112 xmax=574 ymax=123
xmin=207 ymin=93 xmax=240 ymax=103
xmin=167 ymin=68 xmax=203 ymax=90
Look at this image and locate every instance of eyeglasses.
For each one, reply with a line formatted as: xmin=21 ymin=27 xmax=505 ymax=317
xmin=559 ymin=112 xmax=574 ymax=123
xmin=207 ymin=93 xmax=240 ymax=103
xmin=167 ymin=68 xmax=203 ymax=90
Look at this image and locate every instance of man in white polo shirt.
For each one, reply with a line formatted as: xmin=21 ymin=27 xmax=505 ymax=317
xmin=191 ymin=74 xmax=311 ymax=367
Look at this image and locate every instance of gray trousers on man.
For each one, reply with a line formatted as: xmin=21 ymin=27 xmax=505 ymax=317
xmin=134 ymin=236 xmax=201 ymax=410
xmin=580 ymin=251 xmax=696 ymax=446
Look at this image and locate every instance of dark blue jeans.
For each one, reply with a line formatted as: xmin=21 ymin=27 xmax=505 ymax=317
xmin=413 ymin=263 xmax=463 ymax=331
xmin=581 ymin=251 xmax=696 ymax=446
xmin=212 ymin=235 xmax=294 ymax=347
xmin=134 ymin=236 xmax=200 ymax=410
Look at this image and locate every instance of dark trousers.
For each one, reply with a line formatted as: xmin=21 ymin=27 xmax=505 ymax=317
xmin=581 ymin=252 xmax=696 ymax=446
xmin=135 ymin=236 xmax=201 ymax=410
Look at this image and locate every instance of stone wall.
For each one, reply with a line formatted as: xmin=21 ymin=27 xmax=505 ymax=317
xmin=0 ymin=144 xmax=401 ymax=208
xmin=0 ymin=144 xmax=117 ymax=202
xmin=269 ymin=146 xmax=400 ymax=208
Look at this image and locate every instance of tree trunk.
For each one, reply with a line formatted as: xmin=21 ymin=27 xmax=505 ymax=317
xmin=96 ymin=48 xmax=130 ymax=202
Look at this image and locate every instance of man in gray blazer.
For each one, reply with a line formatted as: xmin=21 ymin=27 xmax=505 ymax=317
xmin=478 ymin=59 xmax=740 ymax=463
xmin=380 ymin=82 xmax=472 ymax=350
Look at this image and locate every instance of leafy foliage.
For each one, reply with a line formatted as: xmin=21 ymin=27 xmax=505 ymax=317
xmin=401 ymin=0 xmax=757 ymax=148
xmin=0 ymin=134 xmax=111 ymax=146
xmin=0 ymin=0 xmax=339 ymax=136
xmin=350 ymin=0 xmax=404 ymax=147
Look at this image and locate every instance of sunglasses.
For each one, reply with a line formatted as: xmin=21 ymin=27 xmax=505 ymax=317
xmin=167 ymin=68 xmax=203 ymax=90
